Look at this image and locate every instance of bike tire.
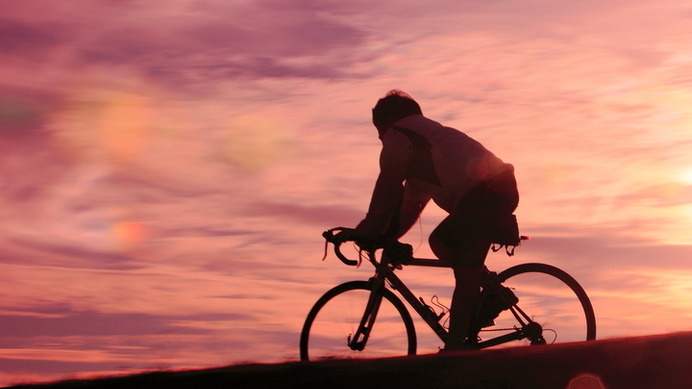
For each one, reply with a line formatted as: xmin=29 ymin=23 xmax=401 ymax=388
xmin=492 ymin=263 xmax=596 ymax=345
xmin=300 ymin=280 xmax=417 ymax=361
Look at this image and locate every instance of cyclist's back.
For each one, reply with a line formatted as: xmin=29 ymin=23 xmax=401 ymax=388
xmin=389 ymin=114 xmax=509 ymax=214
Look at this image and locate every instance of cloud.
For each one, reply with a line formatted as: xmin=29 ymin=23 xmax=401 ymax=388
xmin=0 ymin=18 xmax=70 ymax=56
xmin=520 ymin=232 xmax=692 ymax=270
xmin=617 ymin=182 xmax=692 ymax=207
xmin=3 ymin=238 xmax=141 ymax=271
xmin=244 ymin=201 xmax=363 ymax=226
xmin=1 ymin=0 xmax=368 ymax=89
xmin=0 ymin=85 xmax=63 ymax=139
xmin=0 ymin=308 xmax=250 ymax=337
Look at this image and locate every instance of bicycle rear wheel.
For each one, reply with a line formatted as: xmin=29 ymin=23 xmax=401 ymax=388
xmin=484 ymin=263 xmax=596 ymax=346
xmin=300 ymin=280 xmax=416 ymax=361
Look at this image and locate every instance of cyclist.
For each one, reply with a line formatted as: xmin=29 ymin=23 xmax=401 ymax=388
xmin=335 ymin=90 xmax=520 ymax=351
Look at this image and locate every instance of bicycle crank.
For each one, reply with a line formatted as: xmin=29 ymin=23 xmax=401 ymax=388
xmin=524 ymin=322 xmax=547 ymax=345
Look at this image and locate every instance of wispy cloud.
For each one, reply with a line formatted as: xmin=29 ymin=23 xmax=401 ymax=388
xmin=2 ymin=0 xmax=368 ymax=89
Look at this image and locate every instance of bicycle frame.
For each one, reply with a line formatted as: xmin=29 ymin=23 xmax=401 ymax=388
xmin=348 ymin=252 xmax=540 ymax=352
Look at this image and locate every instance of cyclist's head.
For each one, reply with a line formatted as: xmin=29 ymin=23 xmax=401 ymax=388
xmin=372 ymin=90 xmax=422 ymax=130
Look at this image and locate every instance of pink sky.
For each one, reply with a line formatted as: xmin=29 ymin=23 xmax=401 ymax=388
xmin=1 ymin=0 xmax=692 ymax=385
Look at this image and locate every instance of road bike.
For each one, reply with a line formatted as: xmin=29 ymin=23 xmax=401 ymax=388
xmin=299 ymin=228 xmax=596 ymax=361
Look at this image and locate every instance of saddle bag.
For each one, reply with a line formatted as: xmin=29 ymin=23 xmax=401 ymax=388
xmin=490 ymin=214 xmax=520 ymax=247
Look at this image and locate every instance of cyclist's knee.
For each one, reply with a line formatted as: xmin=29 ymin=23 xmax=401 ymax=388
xmin=429 ymin=230 xmax=454 ymax=261
xmin=453 ymin=265 xmax=483 ymax=282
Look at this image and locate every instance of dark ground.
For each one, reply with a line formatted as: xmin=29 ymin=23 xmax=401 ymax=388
xmin=8 ymin=331 xmax=692 ymax=389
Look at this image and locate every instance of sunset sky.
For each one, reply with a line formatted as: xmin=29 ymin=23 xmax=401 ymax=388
xmin=1 ymin=0 xmax=692 ymax=385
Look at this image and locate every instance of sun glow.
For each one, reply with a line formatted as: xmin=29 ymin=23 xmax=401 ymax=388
xmin=677 ymin=169 xmax=692 ymax=185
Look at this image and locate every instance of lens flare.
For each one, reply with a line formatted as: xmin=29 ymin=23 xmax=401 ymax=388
xmin=223 ymin=114 xmax=284 ymax=170
xmin=51 ymin=87 xmax=154 ymax=165
xmin=112 ymin=220 xmax=149 ymax=252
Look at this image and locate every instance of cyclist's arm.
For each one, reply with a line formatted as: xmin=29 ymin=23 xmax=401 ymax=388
xmin=394 ymin=181 xmax=431 ymax=238
xmin=355 ymin=129 xmax=412 ymax=238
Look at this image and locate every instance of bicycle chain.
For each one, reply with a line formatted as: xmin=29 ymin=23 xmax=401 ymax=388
xmin=480 ymin=327 xmax=518 ymax=332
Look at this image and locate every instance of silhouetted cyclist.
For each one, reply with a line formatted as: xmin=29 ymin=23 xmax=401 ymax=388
xmin=335 ymin=90 xmax=520 ymax=351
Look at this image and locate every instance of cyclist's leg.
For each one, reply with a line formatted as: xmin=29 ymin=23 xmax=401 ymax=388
xmin=430 ymin=215 xmax=491 ymax=350
xmin=430 ymin=169 xmax=518 ymax=350
xmin=448 ymin=245 xmax=490 ymax=349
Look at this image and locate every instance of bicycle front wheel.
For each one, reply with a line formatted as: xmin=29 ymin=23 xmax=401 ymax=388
xmin=488 ymin=263 xmax=596 ymax=345
xmin=300 ymin=280 xmax=416 ymax=361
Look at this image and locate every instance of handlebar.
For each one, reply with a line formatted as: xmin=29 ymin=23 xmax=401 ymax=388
xmin=323 ymin=227 xmax=528 ymax=266
xmin=322 ymin=227 xmax=383 ymax=266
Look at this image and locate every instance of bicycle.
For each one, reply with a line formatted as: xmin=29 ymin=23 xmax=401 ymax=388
xmin=299 ymin=227 xmax=596 ymax=361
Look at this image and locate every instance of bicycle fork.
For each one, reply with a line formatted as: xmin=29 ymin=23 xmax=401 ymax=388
xmin=347 ymin=276 xmax=386 ymax=351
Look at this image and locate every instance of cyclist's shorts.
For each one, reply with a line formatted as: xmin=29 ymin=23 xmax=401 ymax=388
xmin=434 ymin=164 xmax=519 ymax=248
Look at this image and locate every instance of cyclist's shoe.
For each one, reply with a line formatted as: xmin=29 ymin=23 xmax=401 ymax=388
xmin=438 ymin=340 xmax=479 ymax=354
xmin=477 ymin=285 xmax=519 ymax=328
xmin=439 ymin=335 xmax=481 ymax=353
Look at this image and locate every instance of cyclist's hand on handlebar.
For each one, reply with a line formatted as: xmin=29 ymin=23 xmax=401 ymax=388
xmin=324 ymin=227 xmax=388 ymax=266
xmin=323 ymin=227 xmax=375 ymax=266
xmin=332 ymin=227 xmax=369 ymax=244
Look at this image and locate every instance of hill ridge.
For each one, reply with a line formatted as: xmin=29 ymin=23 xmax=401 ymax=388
xmin=9 ymin=331 xmax=692 ymax=389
